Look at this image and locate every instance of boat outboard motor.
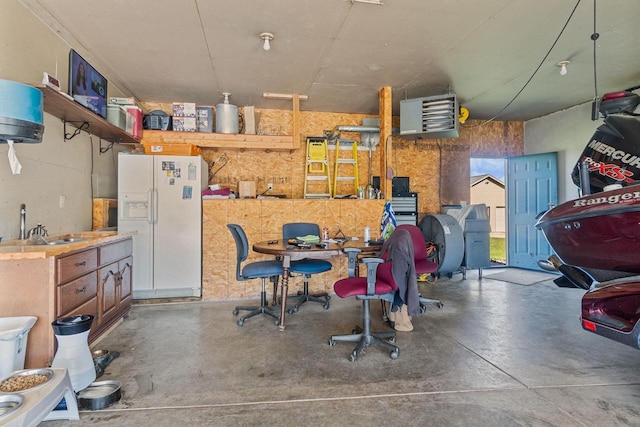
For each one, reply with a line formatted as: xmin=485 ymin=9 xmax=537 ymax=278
xmin=570 ymin=92 xmax=640 ymax=193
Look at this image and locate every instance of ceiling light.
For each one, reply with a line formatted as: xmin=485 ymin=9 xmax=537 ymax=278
xmin=558 ymin=60 xmax=570 ymax=76
xmin=260 ymin=32 xmax=274 ymax=51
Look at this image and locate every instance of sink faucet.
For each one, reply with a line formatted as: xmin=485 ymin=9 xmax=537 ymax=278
xmin=20 ymin=204 xmax=26 ymax=239
xmin=28 ymin=223 xmax=48 ymax=238
xmin=29 ymin=233 xmax=50 ymax=245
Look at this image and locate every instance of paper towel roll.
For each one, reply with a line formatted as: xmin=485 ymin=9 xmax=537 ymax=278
xmin=7 ymin=140 xmax=22 ymax=174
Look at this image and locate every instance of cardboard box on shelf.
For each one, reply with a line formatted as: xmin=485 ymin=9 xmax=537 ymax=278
xmin=172 ymin=102 xmax=196 ymax=117
xmin=237 ymin=181 xmax=256 ymax=198
xmin=142 ymin=143 xmax=201 ymax=156
xmin=196 ymin=106 xmax=213 ymax=132
xmin=172 ymin=116 xmax=197 ymax=132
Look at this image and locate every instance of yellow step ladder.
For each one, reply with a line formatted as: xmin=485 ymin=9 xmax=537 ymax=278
xmin=332 ymin=139 xmax=359 ymax=198
xmin=304 ymin=137 xmax=332 ymax=198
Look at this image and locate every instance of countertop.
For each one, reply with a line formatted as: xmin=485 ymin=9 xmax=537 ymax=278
xmin=0 ymin=231 xmax=136 ymax=261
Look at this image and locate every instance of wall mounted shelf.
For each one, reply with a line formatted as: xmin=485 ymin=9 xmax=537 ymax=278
xmin=142 ymin=130 xmax=297 ymax=151
xmin=36 ymin=85 xmax=140 ymax=144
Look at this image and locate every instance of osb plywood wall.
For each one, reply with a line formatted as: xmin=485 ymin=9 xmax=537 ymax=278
xmin=140 ymin=102 xmax=523 ymax=218
xmin=203 ymin=199 xmax=384 ymax=300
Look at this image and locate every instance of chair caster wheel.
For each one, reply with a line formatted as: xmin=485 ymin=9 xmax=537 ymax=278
xmin=437 ymin=302 xmax=444 ymax=309
xmin=349 ymin=352 xmax=357 ymax=362
xmin=275 ymin=319 xmax=280 ymax=326
xmin=287 ymin=306 xmax=299 ymax=314
xmin=233 ymin=309 xmax=239 ymax=316
xmin=323 ymin=302 xmax=330 ymax=310
xmin=390 ymin=349 xmax=399 ymax=359
xmin=388 ymin=336 xmax=396 ymax=344
xmin=237 ymin=319 xmax=244 ymax=326
xmin=419 ymin=305 xmax=427 ymax=315
xmin=326 ymin=295 xmax=331 ymax=300
xmin=328 ymin=339 xmax=335 ymax=346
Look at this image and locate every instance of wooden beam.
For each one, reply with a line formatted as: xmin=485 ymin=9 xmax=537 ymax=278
xmin=292 ymin=94 xmax=300 ymax=149
xmin=378 ymin=87 xmax=392 ymax=198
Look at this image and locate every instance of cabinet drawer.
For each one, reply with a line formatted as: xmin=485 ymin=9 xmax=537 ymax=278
xmin=99 ymin=239 xmax=133 ymax=266
xmin=57 ymin=272 xmax=98 ymax=315
xmin=57 ymin=249 xmax=98 ymax=283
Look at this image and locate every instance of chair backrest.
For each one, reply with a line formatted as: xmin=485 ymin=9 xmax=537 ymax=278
xmin=395 ymin=224 xmax=427 ymax=260
xmin=227 ymin=224 xmax=249 ymax=280
xmin=283 ymin=222 xmax=320 ymax=240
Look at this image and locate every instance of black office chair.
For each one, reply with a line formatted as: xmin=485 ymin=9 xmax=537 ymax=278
xmin=227 ymin=224 xmax=283 ymax=326
xmin=329 ymin=254 xmax=399 ymax=361
xmin=282 ymin=222 xmax=333 ymax=313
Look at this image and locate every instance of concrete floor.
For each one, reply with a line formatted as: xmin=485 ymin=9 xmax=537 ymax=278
xmin=43 ymin=268 xmax=640 ymax=426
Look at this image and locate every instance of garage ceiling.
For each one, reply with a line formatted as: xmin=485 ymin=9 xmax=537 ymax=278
xmin=19 ymin=0 xmax=640 ymax=121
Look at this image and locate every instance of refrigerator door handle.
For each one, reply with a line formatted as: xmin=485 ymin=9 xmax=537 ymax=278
xmin=147 ymin=189 xmax=154 ymax=224
xmin=152 ymin=188 xmax=159 ymax=224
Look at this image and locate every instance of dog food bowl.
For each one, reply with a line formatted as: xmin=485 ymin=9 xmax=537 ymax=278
xmin=0 ymin=394 xmax=23 ymax=419
xmin=0 ymin=368 xmax=53 ymax=393
xmin=77 ymin=380 xmax=121 ymax=410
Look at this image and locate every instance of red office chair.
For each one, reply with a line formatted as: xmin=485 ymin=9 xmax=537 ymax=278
xmin=391 ymin=224 xmax=443 ymax=311
xmin=329 ymin=255 xmax=399 ymax=361
xmin=395 ymin=224 xmax=439 ymax=276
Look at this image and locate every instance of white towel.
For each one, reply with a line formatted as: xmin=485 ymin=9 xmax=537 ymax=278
xmin=7 ymin=140 xmax=22 ymax=174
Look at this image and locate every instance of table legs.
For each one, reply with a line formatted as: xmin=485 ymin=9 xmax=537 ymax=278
xmin=278 ymin=256 xmax=291 ymax=331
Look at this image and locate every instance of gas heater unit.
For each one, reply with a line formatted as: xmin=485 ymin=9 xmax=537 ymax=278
xmin=400 ymin=94 xmax=458 ymax=140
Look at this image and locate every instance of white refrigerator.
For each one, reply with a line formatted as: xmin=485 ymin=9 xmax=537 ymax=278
xmin=118 ymin=153 xmax=207 ymax=299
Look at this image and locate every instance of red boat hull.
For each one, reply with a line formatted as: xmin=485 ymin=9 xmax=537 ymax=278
xmin=536 ymin=184 xmax=640 ymax=273
xmin=582 ymin=280 xmax=640 ymax=349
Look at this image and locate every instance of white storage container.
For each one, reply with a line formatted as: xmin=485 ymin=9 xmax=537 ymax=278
xmin=0 ymin=316 xmax=37 ymax=377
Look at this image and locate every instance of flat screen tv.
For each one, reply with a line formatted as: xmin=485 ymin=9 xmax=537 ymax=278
xmin=68 ymin=49 xmax=107 ymax=119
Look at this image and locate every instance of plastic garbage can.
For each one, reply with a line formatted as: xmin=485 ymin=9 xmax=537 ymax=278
xmin=0 ymin=316 xmax=37 ymax=378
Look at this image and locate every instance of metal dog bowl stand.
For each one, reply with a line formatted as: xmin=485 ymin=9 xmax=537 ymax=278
xmin=1 ymin=368 xmax=79 ymax=426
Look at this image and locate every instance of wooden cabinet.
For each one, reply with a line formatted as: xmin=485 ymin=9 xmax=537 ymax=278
xmin=97 ymin=239 xmax=133 ymax=333
xmin=98 ymin=256 xmax=133 ymax=325
xmin=56 ymin=248 xmax=100 ymax=340
xmin=0 ymin=235 xmax=134 ymax=368
xmin=56 ymin=239 xmax=134 ymax=341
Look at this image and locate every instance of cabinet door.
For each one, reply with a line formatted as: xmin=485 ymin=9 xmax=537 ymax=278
xmin=119 ymin=256 xmax=133 ymax=305
xmin=99 ymin=261 xmax=119 ymax=325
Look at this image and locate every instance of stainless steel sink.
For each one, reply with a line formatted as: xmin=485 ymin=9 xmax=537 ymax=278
xmin=27 ymin=236 xmax=91 ymax=245
xmin=46 ymin=237 xmax=90 ymax=245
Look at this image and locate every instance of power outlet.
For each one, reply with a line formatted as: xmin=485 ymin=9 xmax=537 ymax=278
xmin=59 ymin=195 xmax=66 ymax=208
xmin=267 ymin=183 xmax=273 ymax=191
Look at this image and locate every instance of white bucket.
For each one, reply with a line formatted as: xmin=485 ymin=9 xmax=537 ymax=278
xmin=0 ymin=316 xmax=37 ymax=378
